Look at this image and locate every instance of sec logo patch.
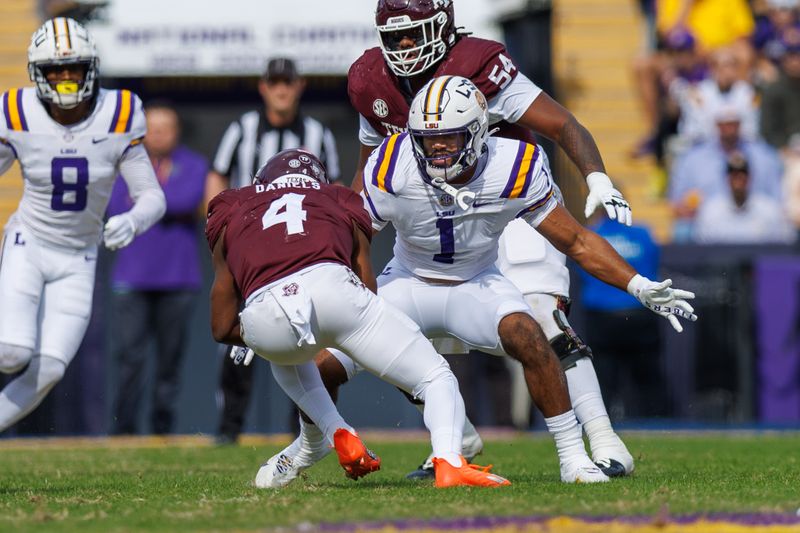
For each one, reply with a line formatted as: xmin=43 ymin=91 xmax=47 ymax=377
xmin=373 ymin=99 xmax=389 ymax=118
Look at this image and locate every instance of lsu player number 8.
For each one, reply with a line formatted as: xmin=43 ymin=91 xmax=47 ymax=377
xmin=0 ymin=17 xmax=165 ymax=433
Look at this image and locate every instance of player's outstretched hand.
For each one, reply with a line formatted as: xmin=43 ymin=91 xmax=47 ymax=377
xmin=103 ymin=214 xmax=137 ymax=250
xmin=627 ymin=274 xmax=697 ymax=332
xmin=585 ymin=172 xmax=632 ymax=226
xmin=231 ymin=346 xmax=255 ymax=366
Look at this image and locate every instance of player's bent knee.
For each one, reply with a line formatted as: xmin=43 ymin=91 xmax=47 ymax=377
xmin=35 ymin=355 xmax=67 ymax=389
xmin=323 ymin=348 xmax=359 ymax=382
xmin=410 ymin=360 xmax=457 ymax=402
xmin=498 ymin=312 xmax=549 ymax=364
xmin=0 ymin=343 xmax=34 ymax=373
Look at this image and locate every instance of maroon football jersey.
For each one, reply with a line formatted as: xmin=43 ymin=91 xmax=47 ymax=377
xmin=206 ymin=179 xmax=373 ymax=300
xmin=348 ymin=36 xmax=535 ymax=144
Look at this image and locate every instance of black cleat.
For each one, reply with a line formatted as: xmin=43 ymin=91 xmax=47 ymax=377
xmin=405 ymin=463 xmax=435 ymax=480
xmin=595 ymin=458 xmax=627 ymax=478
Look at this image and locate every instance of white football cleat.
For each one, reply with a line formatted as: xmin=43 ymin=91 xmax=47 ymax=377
xmin=593 ymin=442 xmax=635 ymax=478
xmin=560 ymin=455 xmax=610 ymax=484
xmin=254 ymin=435 xmax=330 ymax=489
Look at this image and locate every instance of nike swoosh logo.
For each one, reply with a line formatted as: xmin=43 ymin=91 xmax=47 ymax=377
xmin=472 ymin=201 xmax=498 ymax=208
xmin=84 ymin=255 xmax=96 ymax=262
xmin=92 ymin=137 xmax=108 ymax=144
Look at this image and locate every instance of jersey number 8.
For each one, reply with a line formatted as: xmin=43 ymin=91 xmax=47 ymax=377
xmin=51 ymin=157 xmax=89 ymax=212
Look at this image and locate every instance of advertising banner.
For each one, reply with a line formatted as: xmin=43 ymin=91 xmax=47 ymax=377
xmin=86 ymin=0 xmax=502 ymax=77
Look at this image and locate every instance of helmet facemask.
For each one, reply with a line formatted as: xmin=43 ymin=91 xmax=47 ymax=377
xmin=29 ymin=58 xmax=98 ymax=110
xmin=377 ymin=11 xmax=450 ymax=77
xmin=410 ymin=123 xmax=481 ymax=182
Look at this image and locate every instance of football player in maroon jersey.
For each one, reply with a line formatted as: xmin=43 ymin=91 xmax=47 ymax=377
xmin=344 ymin=0 xmax=637 ymax=480
xmin=207 ymin=148 xmax=510 ymax=489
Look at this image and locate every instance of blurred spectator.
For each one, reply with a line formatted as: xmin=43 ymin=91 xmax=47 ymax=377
xmin=670 ymin=105 xmax=783 ymax=240
xmin=693 ymin=152 xmax=795 ymax=243
xmin=579 ymin=218 xmax=668 ymax=419
xmin=760 ymin=36 xmax=800 ymax=151
xmin=656 ymin=0 xmax=755 ymax=53
xmin=108 ymin=103 xmax=207 ymax=435
xmin=205 ymin=58 xmax=340 ymax=445
xmin=631 ymin=27 xmax=707 ymax=161
xmin=670 ymin=47 xmax=759 ymax=147
xmin=752 ymin=0 xmax=800 ymax=83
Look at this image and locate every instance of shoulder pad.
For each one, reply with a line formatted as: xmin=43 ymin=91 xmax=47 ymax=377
xmin=438 ymin=37 xmax=517 ymax=100
xmin=365 ymin=132 xmax=410 ymax=196
xmin=1 ymin=88 xmax=31 ymax=132
xmin=108 ymin=89 xmax=145 ymax=138
xmin=205 ymin=188 xmax=240 ymax=251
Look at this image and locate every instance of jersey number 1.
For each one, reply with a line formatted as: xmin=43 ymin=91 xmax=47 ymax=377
xmin=262 ymin=193 xmax=307 ymax=235
xmin=433 ymin=218 xmax=455 ymax=264
xmin=51 ymin=157 xmax=89 ymax=212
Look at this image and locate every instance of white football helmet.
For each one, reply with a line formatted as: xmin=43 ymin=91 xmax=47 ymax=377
xmin=28 ymin=17 xmax=99 ymax=109
xmin=408 ymin=75 xmax=489 ymax=183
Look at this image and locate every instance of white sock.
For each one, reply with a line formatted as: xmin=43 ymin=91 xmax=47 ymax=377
xmin=565 ymin=358 xmax=617 ymax=452
xmin=270 ymin=361 xmax=353 ymax=445
xmin=544 ymin=409 xmax=587 ymax=465
xmin=415 ymin=399 xmax=478 ymax=458
xmin=417 ymin=372 xmax=464 ymax=467
xmin=0 ymin=355 xmax=65 ymax=431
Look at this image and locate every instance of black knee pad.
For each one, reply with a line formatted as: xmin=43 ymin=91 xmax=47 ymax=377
xmin=397 ymin=386 xmax=424 ymax=406
xmin=551 ymin=305 xmax=593 ymax=370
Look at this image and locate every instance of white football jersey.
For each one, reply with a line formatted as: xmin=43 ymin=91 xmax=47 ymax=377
xmin=362 ymin=133 xmax=558 ymax=281
xmin=0 ymin=87 xmax=145 ymax=250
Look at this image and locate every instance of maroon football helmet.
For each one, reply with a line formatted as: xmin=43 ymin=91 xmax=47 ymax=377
xmin=254 ymin=149 xmax=329 ymax=185
xmin=375 ymin=0 xmax=456 ymax=77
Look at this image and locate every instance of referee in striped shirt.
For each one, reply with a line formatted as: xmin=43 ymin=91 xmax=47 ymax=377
xmin=205 ymin=57 xmax=340 ymax=444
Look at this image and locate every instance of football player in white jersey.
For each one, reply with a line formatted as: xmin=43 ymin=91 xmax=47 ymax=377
xmin=262 ymin=76 xmax=697 ymax=486
xmin=0 ymin=18 xmax=165 ymax=432
xmin=348 ymin=0 xmax=637 ymax=481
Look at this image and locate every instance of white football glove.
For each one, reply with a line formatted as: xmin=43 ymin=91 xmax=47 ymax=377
xmin=627 ymin=274 xmax=698 ymax=333
xmin=103 ymin=214 xmax=137 ymax=250
xmin=231 ymin=345 xmax=255 ymax=366
xmin=585 ymin=172 xmax=632 ymax=226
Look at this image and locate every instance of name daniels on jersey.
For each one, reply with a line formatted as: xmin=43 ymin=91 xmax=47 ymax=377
xmin=254 ymin=176 xmax=321 ymax=193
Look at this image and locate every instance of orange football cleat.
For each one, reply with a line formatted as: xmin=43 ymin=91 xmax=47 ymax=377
xmin=433 ymin=456 xmax=511 ymax=488
xmin=333 ymin=428 xmax=381 ymax=480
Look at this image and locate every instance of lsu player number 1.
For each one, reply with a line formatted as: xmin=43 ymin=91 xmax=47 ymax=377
xmin=51 ymin=157 xmax=88 ymax=211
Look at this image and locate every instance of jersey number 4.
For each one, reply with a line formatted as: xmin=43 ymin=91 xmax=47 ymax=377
xmin=262 ymin=193 xmax=307 ymax=235
xmin=51 ymin=157 xmax=89 ymax=212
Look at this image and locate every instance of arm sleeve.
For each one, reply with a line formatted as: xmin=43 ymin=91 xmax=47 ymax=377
xmin=487 ymin=72 xmax=542 ymax=125
xmin=117 ymin=143 xmax=167 ymax=234
xmin=321 ymin=127 xmax=341 ymax=182
xmin=516 ymin=159 xmax=559 ymax=228
xmin=212 ymin=120 xmax=243 ymax=177
xmin=358 ymin=114 xmax=384 ymax=147
xmin=0 ymin=140 xmax=15 ymax=175
xmin=358 ymin=145 xmax=393 ymax=231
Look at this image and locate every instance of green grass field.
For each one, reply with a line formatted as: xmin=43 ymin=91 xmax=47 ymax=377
xmin=0 ymin=432 xmax=798 ymax=532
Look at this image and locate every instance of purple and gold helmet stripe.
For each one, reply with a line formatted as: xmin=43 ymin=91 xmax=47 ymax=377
xmin=3 ymin=89 xmax=28 ymax=132
xmin=424 ymin=76 xmax=452 ymax=122
xmin=371 ymin=132 xmax=406 ymax=194
xmin=501 ymin=141 xmax=538 ymax=199
xmin=109 ymin=90 xmax=134 ymax=134
xmin=515 ymin=186 xmax=554 ymax=218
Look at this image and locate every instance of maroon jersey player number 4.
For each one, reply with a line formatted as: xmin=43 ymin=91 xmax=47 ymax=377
xmin=206 ymin=158 xmax=372 ymax=301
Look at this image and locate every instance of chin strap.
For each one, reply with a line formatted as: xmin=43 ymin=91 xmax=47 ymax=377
xmin=429 ymin=176 xmax=476 ymax=210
